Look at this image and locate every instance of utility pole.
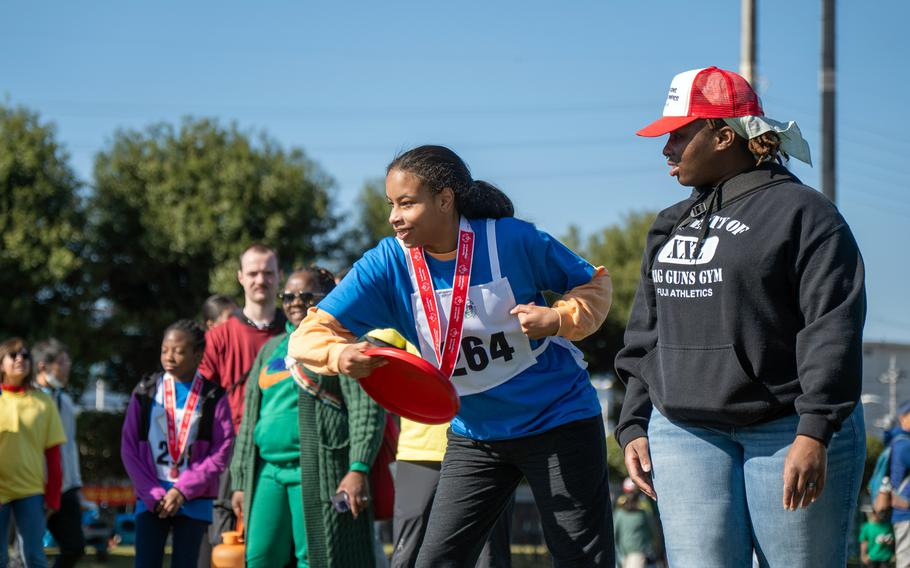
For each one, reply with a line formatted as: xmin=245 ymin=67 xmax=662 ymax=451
xmin=821 ymin=0 xmax=836 ymax=203
xmin=881 ymin=355 xmax=904 ymax=428
xmin=95 ymin=379 xmax=106 ymax=411
xmin=740 ymin=0 xmax=757 ymax=86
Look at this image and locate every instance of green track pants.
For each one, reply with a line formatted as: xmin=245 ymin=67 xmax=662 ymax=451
xmin=246 ymin=461 xmax=308 ymax=567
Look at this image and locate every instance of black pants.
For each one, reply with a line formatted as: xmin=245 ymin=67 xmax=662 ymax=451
xmin=46 ymin=488 xmax=85 ymax=568
xmin=391 ymin=460 xmax=513 ymax=568
xmin=196 ymin=466 xmax=235 ymax=568
xmin=416 ymin=417 xmax=614 ymax=568
xmin=135 ymin=512 xmax=208 ymax=568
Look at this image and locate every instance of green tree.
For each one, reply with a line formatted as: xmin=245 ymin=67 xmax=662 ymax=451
xmin=77 ymin=410 xmax=127 ymax=483
xmin=88 ymin=118 xmax=338 ymax=390
xmin=357 ymin=178 xmax=394 ymax=248
xmin=0 ymin=104 xmax=95 ymax=387
xmin=337 ymin=178 xmax=394 ymax=265
xmin=567 ymin=210 xmax=656 ymax=376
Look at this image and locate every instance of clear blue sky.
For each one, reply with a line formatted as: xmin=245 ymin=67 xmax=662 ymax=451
xmin=2 ymin=0 xmax=907 ymax=342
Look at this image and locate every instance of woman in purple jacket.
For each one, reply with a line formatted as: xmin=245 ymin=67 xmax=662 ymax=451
xmin=121 ymin=320 xmax=234 ymax=568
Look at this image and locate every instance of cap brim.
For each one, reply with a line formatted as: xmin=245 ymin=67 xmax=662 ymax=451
xmin=636 ymin=115 xmax=700 ymax=137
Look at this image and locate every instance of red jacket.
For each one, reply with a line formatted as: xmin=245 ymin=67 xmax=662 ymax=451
xmin=198 ymin=314 xmax=284 ymax=432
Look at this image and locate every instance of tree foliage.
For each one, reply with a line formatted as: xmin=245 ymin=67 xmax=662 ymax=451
xmin=88 ymin=118 xmax=339 ymax=390
xmin=0 ymin=104 xmax=95 ymax=385
xmin=566 ymin=210 xmax=656 ymax=376
xmin=357 ymin=178 xmax=394 ymax=249
xmin=77 ymin=410 xmax=127 ymax=483
xmin=0 ymin=99 xmax=657 ymax=398
xmin=336 ymin=178 xmax=394 ymax=265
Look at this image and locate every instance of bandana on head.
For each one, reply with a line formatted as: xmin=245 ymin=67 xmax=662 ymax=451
xmin=722 ymin=116 xmax=813 ymax=166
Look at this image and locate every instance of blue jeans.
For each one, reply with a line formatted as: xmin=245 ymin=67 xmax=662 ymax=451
xmin=0 ymin=494 xmax=48 ymax=568
xmin=648 ymin=405 xmax=865 ymax=567
xmin=135 ymin=512 xmax=208 ymax=568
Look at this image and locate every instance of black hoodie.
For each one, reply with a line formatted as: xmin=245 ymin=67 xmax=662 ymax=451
xmin=614 ymin=162 xmax=865 ymax=448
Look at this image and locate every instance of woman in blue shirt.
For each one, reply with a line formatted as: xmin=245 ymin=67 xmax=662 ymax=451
xmin=290 ymin=145 xmax=614 ymax=566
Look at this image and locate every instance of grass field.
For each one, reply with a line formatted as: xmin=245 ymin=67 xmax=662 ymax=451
xmin=54 ymin=545 xmax=555 ymax=567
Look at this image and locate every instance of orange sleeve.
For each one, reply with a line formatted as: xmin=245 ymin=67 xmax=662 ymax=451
xmin=287 ymin=307 xmax=358 ymax=375
xmin=551 ymin=267 xmax=612 ymax=341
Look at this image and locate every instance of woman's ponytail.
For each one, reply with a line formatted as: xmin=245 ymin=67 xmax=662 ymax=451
xmin=456 ymin=180 xmax=514 ymax=219
xmin=388 ymin=145 xmax=514 ymax=220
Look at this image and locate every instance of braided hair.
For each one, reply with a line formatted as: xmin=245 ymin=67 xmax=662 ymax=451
xmin=292 ymin=265 xmax=337 ymax=294
xmin=706 ymin=119 xmax=785 ymax=166
xmin=387 ymin=145 xmax=514 ymax=220
xmin=164 ymin=319 xmax=206 ymax=353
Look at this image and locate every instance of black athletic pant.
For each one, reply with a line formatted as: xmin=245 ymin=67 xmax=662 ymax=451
xmin=391 ymin=460 xmax=513 ymax=568
xmin=416 ymin=417 xmax=614 ymax=568
xmin=136 ymin=512 xmax=208 ymax=568
xmin=46 ymin=488 xmax=85 ymax=568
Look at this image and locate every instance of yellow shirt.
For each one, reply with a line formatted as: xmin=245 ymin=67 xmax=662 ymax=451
xmin=366 ymin=329 xmax=449 ymax=462
xmin=397 ymin=418 xmax=448 ymax=462
xmin=0 ymin=388 xmax=67 ymax=504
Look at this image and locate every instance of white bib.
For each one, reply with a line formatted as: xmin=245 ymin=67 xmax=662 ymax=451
xmin=401 ymin=220 xmax=550 ymax=396
xmin=147 ymin=376 xmax=201 ymax=481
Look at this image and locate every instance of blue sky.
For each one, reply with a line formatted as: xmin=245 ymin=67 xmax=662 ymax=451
xmin=2 ymin=0 xmax=907 ymax=342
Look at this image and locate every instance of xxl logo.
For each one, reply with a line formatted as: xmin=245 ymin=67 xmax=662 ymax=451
xmin=657 ymin=236 xmax=719 ymax=265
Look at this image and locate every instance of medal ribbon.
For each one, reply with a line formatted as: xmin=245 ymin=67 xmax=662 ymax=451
xmin=163 ymin=373 xmax=203 ymax=478
xmin=409 ymin=219 xmax=474 ymax=379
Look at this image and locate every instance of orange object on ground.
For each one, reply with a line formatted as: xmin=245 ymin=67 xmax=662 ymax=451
xmin=211 ymin=516 xmax=244 ymax=568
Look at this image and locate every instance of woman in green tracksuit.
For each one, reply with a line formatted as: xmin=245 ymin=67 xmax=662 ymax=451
xmin=230 ymin=267 xmax=385 ymax=567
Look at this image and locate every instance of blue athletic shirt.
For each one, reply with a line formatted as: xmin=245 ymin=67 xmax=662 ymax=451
xmin=319 ymin=217 xmax=602 ymax=441
xmin=135 ymin=378 xmax=213 ymax=522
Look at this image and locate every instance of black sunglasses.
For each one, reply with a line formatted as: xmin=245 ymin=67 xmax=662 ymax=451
xmin=8 ymin=348 xmax=30 ymax=360
xmin=279 ymin=291 xmax=325 ymax=306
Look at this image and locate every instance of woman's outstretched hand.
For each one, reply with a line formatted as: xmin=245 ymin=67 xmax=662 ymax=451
xmin=510 ymin=302 xmax=560 ymax=340
xmin=339 ymin=342 xmax=387 ymax=379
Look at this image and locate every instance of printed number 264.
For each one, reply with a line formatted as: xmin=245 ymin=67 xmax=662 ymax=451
xmin=452 ymin=332 xmax=515 ymax=376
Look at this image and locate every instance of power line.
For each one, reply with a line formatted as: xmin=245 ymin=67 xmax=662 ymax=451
xmin=16 ymin=97 xmax=657 ymax=121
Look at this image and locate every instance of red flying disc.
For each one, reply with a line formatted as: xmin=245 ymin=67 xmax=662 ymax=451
xmin=360 ymin=347 xmax=459 ymax=424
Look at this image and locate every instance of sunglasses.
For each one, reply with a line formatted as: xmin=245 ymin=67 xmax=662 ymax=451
xmin=7 ymin=349 xmax=30 ymax=360
xmin=279 ymin=291 xmax=325 ymax=307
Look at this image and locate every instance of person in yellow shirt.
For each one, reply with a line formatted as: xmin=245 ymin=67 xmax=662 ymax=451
xmin=367 ymin=330 xmax=514 ymax=568
xmin=0 ymin=337 xmax=66 ymax=568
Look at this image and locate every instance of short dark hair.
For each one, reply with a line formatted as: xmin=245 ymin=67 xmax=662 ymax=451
xmin=163 ymin=319 xmax=206 ymax=353
xmin=289 ymin=265 xmax=336 ymax=294
xmin=32 ymin=338 xmax=68 ymax=366
xmin=201 ymin=294 xmax=237 ymax=323
xmin=239 ymin=243 xmax=279 ymax=269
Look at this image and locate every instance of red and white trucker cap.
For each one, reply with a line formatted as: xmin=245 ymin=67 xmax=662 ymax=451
xmin=637 ymin=66 xmax=763 ymax=137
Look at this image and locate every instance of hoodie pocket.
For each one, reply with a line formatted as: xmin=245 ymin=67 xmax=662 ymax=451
xmin=639 ymin=343 xmax=772 ymax=424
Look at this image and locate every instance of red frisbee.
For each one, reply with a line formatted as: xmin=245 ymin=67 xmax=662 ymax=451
xmin=360 ymin=347 xmax=459 ymax=424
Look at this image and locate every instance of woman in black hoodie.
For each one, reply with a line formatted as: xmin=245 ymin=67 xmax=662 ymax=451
xmin=615 ymin=66 xmax=865 ymax=568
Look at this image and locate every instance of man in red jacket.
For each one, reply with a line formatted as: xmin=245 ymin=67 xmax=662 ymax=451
xmin=196 ymin=243 xmax=285 ymax=567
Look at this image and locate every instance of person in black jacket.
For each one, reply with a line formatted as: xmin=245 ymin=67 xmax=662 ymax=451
xmin=615 ymin=66 xmax=866 ymax=568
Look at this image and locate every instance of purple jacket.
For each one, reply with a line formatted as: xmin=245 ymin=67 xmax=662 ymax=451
xmin=120 ymin=373 xmax=234 ymax=511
